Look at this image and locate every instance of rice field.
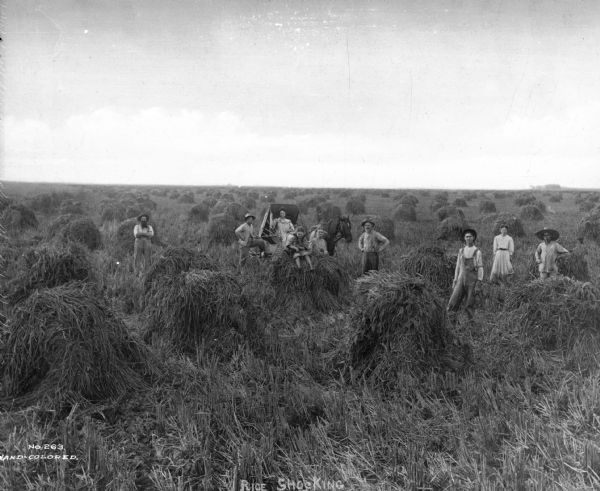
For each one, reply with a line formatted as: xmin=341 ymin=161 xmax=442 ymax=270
xmin=1 ymin=182 xmax=600 ymax=490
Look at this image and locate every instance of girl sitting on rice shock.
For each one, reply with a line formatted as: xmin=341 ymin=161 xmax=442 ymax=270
xmin=286 ymin=227 xmax=314 ymax=270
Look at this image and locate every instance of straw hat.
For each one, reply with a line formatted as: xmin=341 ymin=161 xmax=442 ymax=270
xmin=361 ymin=218 xmax=376 ymax=227
xmin=462 ymin=228 xmax=477 ymax=241
xmin=535 ymin=227 xmax=559 ymax=241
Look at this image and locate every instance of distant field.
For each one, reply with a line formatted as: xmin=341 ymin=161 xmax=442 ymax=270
xmin=1 ymin=181 xmax=600 ymax=490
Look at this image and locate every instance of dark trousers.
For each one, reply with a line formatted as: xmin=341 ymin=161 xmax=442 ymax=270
xmin=362 ymin=252 xmax=379 ymax=274
xmin=239 ymin=239 xmax=266 ymax=266
xmin=134 ymin=238 xmax=152 ymax=271
xmin=447 ymin=272 xmax=477 ymax=318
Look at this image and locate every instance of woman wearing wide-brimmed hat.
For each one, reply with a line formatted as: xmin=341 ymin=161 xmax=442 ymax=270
xmin=490 ymin=224 xmax=514 ymax=283
xmin=358 ymin=218 xmax=390 ymax=274
xmin=133 ymin=213 xmax=154 ymax=273
xmin=534 ymin=227 xmax=569 ymax=279
xmin=448 ymin=229 xmax=483 ymax=320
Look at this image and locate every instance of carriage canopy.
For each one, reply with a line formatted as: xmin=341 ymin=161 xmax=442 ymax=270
xmin=258 ymin=203 xmax=300 ymax=243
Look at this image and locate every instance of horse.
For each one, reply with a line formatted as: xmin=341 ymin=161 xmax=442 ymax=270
xmin=321 ymin=215 xmax=352 ymax=256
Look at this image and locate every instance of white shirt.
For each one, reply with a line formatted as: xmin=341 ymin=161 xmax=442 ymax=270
xmin=454 ymin=245 xmax=484 ymax=282
xmin=358 ymin=231 xmax=390 ymax=253
xmin=493 ymin=234 xmax=514 ymax=255
xmin=535 ymin=241 xmax=568 ymax=273
xmin=235 ymin=222 xmax=255 ymax=246
xmin=133 ymin=224 xmax=154 ymax=239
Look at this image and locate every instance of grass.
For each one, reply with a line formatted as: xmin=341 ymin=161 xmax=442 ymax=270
xmin=1 ymin=182 xmax=600 ymax=490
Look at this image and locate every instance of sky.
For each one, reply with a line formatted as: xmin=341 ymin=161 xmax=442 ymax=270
xmin=2 ymin=0 xmax=600 ymax=189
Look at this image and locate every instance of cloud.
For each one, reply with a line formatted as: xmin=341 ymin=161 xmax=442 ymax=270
xmin=2 ymin=105 xmax=599 ymax=188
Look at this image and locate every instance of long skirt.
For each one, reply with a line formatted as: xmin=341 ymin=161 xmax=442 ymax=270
xmin=490 ymin=250 xmax=513 ymax=281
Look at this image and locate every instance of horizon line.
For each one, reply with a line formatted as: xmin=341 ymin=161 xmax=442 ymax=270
xmin=3 ymin=179 xmax=596 ymax=192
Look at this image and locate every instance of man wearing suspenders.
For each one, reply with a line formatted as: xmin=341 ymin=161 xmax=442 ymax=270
xmin=448 ymin=229 xmax=484 ymax=320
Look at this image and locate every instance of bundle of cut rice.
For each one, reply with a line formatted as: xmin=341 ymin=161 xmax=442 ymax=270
xmin=557 ymin=249 xmax=590 ymax=281
xmin=46 ymin=214 xmax=80 ymax=238
xmin=491 ymin=214 xmax=526 ymax=237
xmin=6 ymin=242 xmax=94 ymax=305
xmin=207 ymin=213 xmax=238 ymax=245
xmin=505 ymin=276 xmax=600 ymax=349
xmin=430 ymin=199 xmax=448 ymax=213
xmin=0 ymin=281 xmax=150 ymax=408
xmin=515 ymin=193 xmax=537 ymax=206
xmin=2 ymin=204 xmax=38 ymax=234
xmin=143 ymin=269 xmax=260 ymax=355
xmin=479 ymin=200 xmax=497 ymax=214
xmin=348 ymin=273 xmax=460 ymax=383
xmin=394 ymin=204 xmax=417 ymax=222
xmin=436 ymin=216 xmax=469 ymax=241
xmin=142 ymin=247 xmax=216 ymax=295
xmin=346 ymin=198 xmax=366 ymax=215
xmin=519 ymin=205 xmax=544 ymax=221
xmin=188 ymin=204 xmax=210 ymax=223
xmin=178 ymin=192 xmax=195 ymax=204
xmin=397 ymin=245 xmax=455 ymax=292
xmin=60 ymin=217 xmax=102 ymax=250
xmin=270 ymin=254 xmax=350 ymax=312
xmin=100 ymin=201 xmax=126 ymax=224
xmin=577 ymin=210 xmax=600 ymax=244
xmin=396 ymin=194 xmax=419 ymax=206
xmin=58 ymin=199 xmax=84 ymax=215
xmin=224 ymin=202 xmax=247 ymax=221
xmin=436 ymin=205 xmax=465 ymax=221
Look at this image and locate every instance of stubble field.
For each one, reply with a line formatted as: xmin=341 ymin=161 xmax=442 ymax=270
xmin=1 ymin=182 xmax=600 ymax=490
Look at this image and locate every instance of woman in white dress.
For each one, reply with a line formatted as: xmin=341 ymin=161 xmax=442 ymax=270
xmin=490 ymin=224 xmax=514 ymax=283
xmin=272 ymin=209 xmax=295 ymax=244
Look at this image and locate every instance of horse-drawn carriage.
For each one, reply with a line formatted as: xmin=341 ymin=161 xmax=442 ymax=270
xmin=257 ymin=203 xmax=301 ymax=256
xmin=257 ymin=203 xmax=352 ymax=257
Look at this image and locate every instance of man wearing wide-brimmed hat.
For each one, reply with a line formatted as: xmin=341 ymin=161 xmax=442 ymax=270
xmin=358 ymin=218 xmax=390 ymax=274
xmin=235 ymin=213 xmax=266 ymax=268
xmin=534 ymin=227 xmax=569 ymax=279
xmin=448 ymin=228 xmax=484 ymax=320
xmin=133 ymin=213 xmax=154 ymax=273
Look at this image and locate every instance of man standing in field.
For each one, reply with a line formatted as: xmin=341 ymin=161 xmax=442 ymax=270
xmin=133 ymin=213 xmax=154 ymax=273
xmin=358 ymin=218 xmax=390 ymax=274
xmin=235 ymin=213 xmax=266 ymax=268
xmin=448 ymin=229 xmax=483 ymax=320
xmin=535 ymin=227 xmax=569 ymax=279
